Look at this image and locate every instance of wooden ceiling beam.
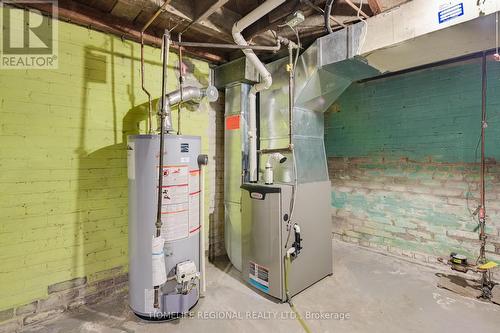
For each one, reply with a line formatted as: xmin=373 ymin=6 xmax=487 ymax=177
xmin=14 ymin=0 xmax=224 ymax=63
xmin=367 ymin=0 xmax=382 ymax=14
xmin=194 ymin=0 xmax=232 ymax=23
xmin=157 ymin=0 xmax=238 ymax=42
xmin=242 ymin=0 xmax=301 ymax=40
xmin=241 ymin=0 xmax=369 ymax=41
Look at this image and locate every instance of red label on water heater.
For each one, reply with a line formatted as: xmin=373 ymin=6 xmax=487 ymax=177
xmin=226 ymin=115 xmax=240 ymax=130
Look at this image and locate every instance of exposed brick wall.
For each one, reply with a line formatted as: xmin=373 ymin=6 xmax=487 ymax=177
xmin=0 ymin=266 xmax=127 ymax=332
xmin=330 ymin=158 xmax=500 ymax=263
xmin=0 ymin=7 xmax=220 ymax=325
xmin=208 ymin=90 xmax=226 ymax=258
xmin=326 ymin=58 xmax=500 ymax=273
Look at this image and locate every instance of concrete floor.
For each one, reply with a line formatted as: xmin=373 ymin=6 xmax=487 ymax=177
xmin=23 ymin=241 xmax=500 ymax=333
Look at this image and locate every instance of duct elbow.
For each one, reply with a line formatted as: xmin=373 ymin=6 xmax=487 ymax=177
xmin=159 ymin=86 xmax=218 ymax=133
xmin=250 ymin=73 xmax=272 ymax=94
xmin=161 ymin=104 xmax=174 ymax=133
xmin=232 ymin=30 xmax=247 ymax=47
xmin=262 ymin=73 xmax=272 ymax=90
xmin=232 ymin=25 xmax=241 ymax=40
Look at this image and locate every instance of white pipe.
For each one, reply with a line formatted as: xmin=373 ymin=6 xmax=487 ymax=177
xmin=232 ymin=0 xmax=286 ymax=181
xmin=248 ymin=93 xmax=258 ymax=181
xmin=199 ymin=164 xmax=206 ymax=297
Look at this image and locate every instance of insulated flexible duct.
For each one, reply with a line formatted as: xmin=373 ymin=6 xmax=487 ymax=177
xmin=159 ymin=86 xmax=218 ymax=132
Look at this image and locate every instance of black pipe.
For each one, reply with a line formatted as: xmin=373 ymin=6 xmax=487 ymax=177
xmin=153 ymin=30 xmax=170 ymax=309
xmin=157 ymin=31 xmax=170 ymax=238
xmin=288 ymin=45 xmax=294 ymax=146
xmin=178 ymin=33 xmax=184 ymax=135
xmin=324 ymin=0 xmax=335 ymax=34
xmin=173 ymin=41 xmax=281 ymax=51
xmin=479 ymin=52 xmax=487 ymax=265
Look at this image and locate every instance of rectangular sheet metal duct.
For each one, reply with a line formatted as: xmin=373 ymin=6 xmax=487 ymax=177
xmin=215 ymin=0 xmax=500 ymax=271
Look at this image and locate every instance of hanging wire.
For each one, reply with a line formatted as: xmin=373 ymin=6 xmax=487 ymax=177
xmin=324 ymin=0 xmax=336 ymax=34
xmin=289 ymin=26 xmax=301 ymax=75
xmin=356 ymin=0 xmax=368 ymax=55
xmin=495 ymin=12 xmax=500 ymax=61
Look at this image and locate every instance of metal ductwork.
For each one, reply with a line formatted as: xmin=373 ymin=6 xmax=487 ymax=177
xmin=360 ymin=0 xmax=500 ymax=72
xmin=232 ymin=0 xmax=287 ymax=182
xmin=273 ymin=0 xmax=500 ymax=116
xmin=261 ymin=0 xmax=500 ymax=180
xmin=217 ymin=0 xmax=500 ymax=272
xmin=159 ymin=86 xmax=218 ymax=132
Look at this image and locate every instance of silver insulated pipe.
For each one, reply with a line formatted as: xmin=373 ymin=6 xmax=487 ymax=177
xmin=159 ymin=86 xmax=219 ymax=132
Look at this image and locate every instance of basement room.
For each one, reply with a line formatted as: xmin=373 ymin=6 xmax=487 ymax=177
xmin=1 ymin=0 xmax=500 ymax=332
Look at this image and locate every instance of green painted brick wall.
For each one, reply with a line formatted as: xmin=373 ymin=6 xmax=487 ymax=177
xmin=325 ymin=58 xmax=500 ymax=266
xmin=326 ymin=59 xmax=500 ymax=163
xmin=0 ymin=10 xmax=215 ymax=311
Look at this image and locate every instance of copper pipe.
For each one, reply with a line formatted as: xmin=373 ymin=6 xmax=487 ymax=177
xmin=258 ymin=147 xmax=293 ymax=154
xmin=141 ymin=1 xmax=172 ymax=34
xmin=140 ymin=34 xmax=153 ymax=133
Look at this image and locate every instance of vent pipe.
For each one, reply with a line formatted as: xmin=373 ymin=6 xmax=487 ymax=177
xmin=232 ymin=0 xmax=286 ymax=182
xmin=159 ymin=86 xmax=219 ymax=132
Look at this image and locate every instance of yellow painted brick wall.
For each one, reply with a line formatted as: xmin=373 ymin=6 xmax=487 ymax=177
xmin=0 ymin=9 xmax=214 ymax=311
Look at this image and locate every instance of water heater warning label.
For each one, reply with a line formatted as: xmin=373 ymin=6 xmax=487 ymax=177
xmin=188 ymin=170 xmax=200 ymax=233
xmin=162 ymin=165 xmax=188 ymax=185
xmin=249 ymin=261 xmax=269 ymax=293
xmin=160 ymin=165 xmax=189 ymax=241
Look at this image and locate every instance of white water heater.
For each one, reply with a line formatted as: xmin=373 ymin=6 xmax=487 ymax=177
xmin=127 ymin=134 xmax=203 ymax=319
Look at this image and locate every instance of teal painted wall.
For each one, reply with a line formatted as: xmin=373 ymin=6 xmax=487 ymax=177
xmin=325 ymin=58 xmax=500 ymax=266
xmin=326 ymin=59 xmax=500 ymax=163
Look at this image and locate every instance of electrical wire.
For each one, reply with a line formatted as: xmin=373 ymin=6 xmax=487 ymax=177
xmin=290 ymin=26 xmax=301 ymax=75
xmin=465 ymin=131 xmax=482 ymax=223
xmin=273 ymin=25 xmax=301 ymax=248
xmin=356 ymin=0 xmax=368 ymax=55
xmin=286 ymin=145 xmax=299 ymax=248
xmin=284 ymin=255 xmax=313 ymax=333
xmin=496 ymin=12 xmax=499 ymax=57
xmin=324 ymin=0 xmax=335 ymax=34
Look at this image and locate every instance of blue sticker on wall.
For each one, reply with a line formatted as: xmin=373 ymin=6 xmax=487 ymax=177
xmin=438 ymin=3 xmax=464 ymax=24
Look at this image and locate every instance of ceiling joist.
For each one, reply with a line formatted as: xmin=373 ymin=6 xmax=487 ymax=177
xmin=10 ymin=0 xmax=410 ymax=63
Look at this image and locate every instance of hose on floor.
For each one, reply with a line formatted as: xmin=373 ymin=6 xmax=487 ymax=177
xmin=284 ymin=254 xmax=313 ymax=333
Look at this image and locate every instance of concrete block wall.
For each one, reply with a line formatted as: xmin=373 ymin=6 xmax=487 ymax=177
xmin=0 ymin=7 xmax=222 ymax=330
xmin=325 ymin=58 xmax=500 ymax=275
